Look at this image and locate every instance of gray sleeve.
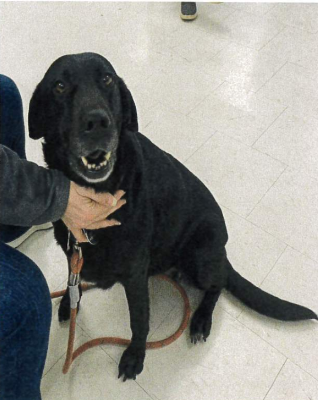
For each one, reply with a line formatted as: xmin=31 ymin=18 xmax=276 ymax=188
xmin=0 ymin=145 xmax=70 ymax=226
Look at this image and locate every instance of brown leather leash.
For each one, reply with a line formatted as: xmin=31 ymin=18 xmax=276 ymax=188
xmin=50 ymin=242 xmax=191 ymax=374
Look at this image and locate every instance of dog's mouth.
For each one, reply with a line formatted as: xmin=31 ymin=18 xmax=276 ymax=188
xmin=81 ymin=150 xmax=111 ymax=172
xmin=73 ymin=149 xmax=115 ymax=183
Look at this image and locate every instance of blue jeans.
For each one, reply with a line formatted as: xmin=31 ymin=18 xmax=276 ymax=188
xmin=0 ymin=75 xmax=52 ymax=400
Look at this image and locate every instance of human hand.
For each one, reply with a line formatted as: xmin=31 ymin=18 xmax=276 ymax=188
xmin=62 ymin=182 xmax=126 ymax=242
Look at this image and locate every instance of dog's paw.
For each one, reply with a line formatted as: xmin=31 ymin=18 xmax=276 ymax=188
xmin=58 ymin=293 xmax=72 ymax=322
xmin=118 ymin=346 xmax=145 ymax=382
xmin=58 ymin=302 xmax=71 ymax=322
xmin=190 ymin=310 xmax=212 ymax=344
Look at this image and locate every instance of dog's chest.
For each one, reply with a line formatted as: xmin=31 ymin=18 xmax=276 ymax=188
xmin=80 ymin=251 xmax=120 ymax=289
xmin=79 ymin=238 xmax=138 ymax=288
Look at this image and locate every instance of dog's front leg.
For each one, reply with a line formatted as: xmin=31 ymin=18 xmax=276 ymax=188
xmin=118 ymin=276 xmax=149 ymax=381
xmin=58 ymin=254 xmax=82 ymax=322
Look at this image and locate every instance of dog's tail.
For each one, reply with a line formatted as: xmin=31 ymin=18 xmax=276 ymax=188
xmin=225 ymin=260 xmax=317 ymax=321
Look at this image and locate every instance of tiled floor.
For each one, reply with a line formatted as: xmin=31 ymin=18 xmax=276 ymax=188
xmin=1 ymin=2 xmax=318 ymax=399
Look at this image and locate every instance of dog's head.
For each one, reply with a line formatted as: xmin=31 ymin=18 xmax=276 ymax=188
xmin=28 ymin=52 xmax=138 ymax=184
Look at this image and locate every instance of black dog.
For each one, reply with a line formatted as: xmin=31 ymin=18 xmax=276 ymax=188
xmin=28 ymin=53 xmax=317 ymax=381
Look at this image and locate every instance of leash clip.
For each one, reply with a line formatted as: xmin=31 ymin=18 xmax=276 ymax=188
xmin=68 ymin=239 xmax=83 ymax=309
xmin=69 ymin=283 xmax=80 ymax=309
xmin=73 ymin=241 xmax=83 ymax=260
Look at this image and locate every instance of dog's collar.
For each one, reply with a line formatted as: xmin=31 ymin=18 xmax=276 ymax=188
xmin=67 ymin=229 xmax=97 ymax=251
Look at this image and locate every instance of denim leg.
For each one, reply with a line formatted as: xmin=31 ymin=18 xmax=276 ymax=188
xmin=0 ymin=74 xmax=29 ymax=242
xmin=0 ymin=74 xmax=26 ymax=159
xmin=0 ymin=242 xmax=52 ymax=400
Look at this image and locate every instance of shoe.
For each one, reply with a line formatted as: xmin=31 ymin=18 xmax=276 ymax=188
xmin=7 ymin=222 xmax=53 ymax=248
xmin=181 ymin=2 xmax=197 ymax=21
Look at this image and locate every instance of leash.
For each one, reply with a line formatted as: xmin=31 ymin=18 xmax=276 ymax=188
xmin=50 ymin=237 xmax=191 ymax=374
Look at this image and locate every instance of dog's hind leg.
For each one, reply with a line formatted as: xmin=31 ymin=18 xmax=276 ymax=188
xmin=189 ymin=252 xmax=225 ymax=343
xmin=180 ymin=219 xmax=228 ymax=343
xmin=190 ymin=285 xmax=221 ymax=343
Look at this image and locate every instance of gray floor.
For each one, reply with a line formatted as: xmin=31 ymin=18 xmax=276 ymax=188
xmin=1 ymin=2 xmax=318 ymax=399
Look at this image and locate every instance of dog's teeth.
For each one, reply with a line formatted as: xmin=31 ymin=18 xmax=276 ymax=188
xmin=96 ymin=165 xmax=101 ymax=170
xmin=81 ymin=156 xmax=88 ymax=166
xmin=87 ymin=164 xmax=92 ymax=170
xmin=101 ymin=160 xmax=107 ymax=166
xmin=106 ymin=152 xmax=111 ymax=161
xmin=92 ymin=164 xmax=96 ymax=169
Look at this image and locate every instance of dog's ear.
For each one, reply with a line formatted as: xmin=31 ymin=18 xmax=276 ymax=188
xmin=118 ymin=78 xmax=138 ymax=133
xmin=28 ymin=82 xmax=47 ymax=140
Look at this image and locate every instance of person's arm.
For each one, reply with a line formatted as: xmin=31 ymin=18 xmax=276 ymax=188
xmin=0 ymin=145 xmax=126 ymax=242
xmin=0 ymin=145 xmax=70 ymax=226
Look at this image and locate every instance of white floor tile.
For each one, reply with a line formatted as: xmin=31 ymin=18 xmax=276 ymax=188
xmin=228 ymin=3 xmax=277 ymax=17
xmin=143 ymin=103 xmax=216 ymax=163
xmin=265 ymin=360 xmax=318 ymax=400
xmin=18 ymin=229 xmax=68 ymax=292
xmin=223 ymin=207 xmax=287 ymax=286
xmin=199 ymin=41 xmax=286 ymax=93
xmin=257 ymin=62 xmax=318 ymax=119
xmin=267 ymin=4 xmax=318 ymax=34
xmin=189 ymin=81 xmax=286 ymax=145
xmin=41 ymin=334 xmax=153 ymax=400
xmin=218 ymin=9 xmax=285 ymax=50
xmin=138 ymin=307 xmax=286 ymax=400
xmin=239 ymin=246 xmax=318 ymax=380
xmin=260 ymin=26 xmax=318 ymax=71
xmin=254 ymin=109 xmax=318 ymax=179
xmin=143 ymin=58 xmax=223 ymax=115
xmin=248 ymin=168 xmax=318 ymax=263
xmin=166 ymin=23 xmax=230 ymax=64
xmin=43 ymin=298 xmax=86 ymax=377
xmin=185 ymin=132 xmax=286 ymax=217
xmin=261 ymin=246 xmax=318 ymax=320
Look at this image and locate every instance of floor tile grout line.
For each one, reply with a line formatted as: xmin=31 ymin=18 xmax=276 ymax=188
xmin=147 ymin=303 xmax=180 ymax=340
xmin=285 ymin=359 xmax=318 ymax=384
xmin=211 ymin=120 xmax=289 ymax=168
xmin=43 ymin=352 xmax=68 ymax=378
xmin=194 ymin=306 xmax=291 ymax=375
xmin=258 ymin=24 xmax=288 ymax=53
xmin=259 ymin=24 xmax=288 ymax=51
xmin=264 ymin=3 xmax=278 ymax=16
xmin=262 ymin=359 xmax=287 ymax=400
xmin=254 ymin=59 xmax=289 ymax=95
xmin=258 ymin=244 xmax=288 ymax=288
xmin=135 ymin=381 xmax=157 ymax=400
xmin=205 ymin=41 xmax=233 ymax=64
xmin=183 ymin=130 xmax=218 ymax=164
xmin=235 ymin=315 xmax=291 ymax=360
xmin=288 ymin=60 xmax=318 ymax=83
xmin=245 ymin=164 xmax=288 ymax=220
xmin=185 ymin=80 xmax=227 ymax=118
xmin=216 ymin=202 xmax=318 ymax=267
xmin=212 ymin=7 xmax=288 ymax=52
xmin=246 ymin=219 xmax=318 ymax=266
xmin=43 ymin=325 xmax=87 ymax=377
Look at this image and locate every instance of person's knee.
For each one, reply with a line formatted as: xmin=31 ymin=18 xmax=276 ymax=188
xmin=0 ymin=243 xmax=52 ymax=339
xmin=0 ymin=74 xmax=23 ymax=116
xmin=0 ymin=74 xmax=19 ymax=95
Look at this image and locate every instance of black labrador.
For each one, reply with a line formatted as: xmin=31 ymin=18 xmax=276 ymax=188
xmin=28 ymin=53 xmax=317 ymax=381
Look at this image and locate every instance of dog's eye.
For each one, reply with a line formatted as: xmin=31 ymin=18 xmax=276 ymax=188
xmin=103 ymin=75 xmax=113 ymax=86
xmin=55 ymin=81 xmax=66 ymax=94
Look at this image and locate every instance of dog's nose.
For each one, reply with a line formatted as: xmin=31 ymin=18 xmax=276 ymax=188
xmin=84 ymin=110 xmax=110 ymax=133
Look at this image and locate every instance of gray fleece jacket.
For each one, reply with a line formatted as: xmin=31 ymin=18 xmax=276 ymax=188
xmin=0 ymin=145 xmax=70 ymax=226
